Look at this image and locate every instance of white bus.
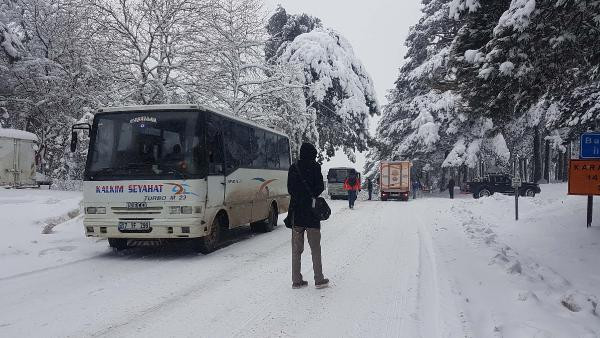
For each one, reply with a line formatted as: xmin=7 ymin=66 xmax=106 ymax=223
xmin=326 ymin=167 xmax=360 ymax=200
xmin=71 ymin=104 xmax=291 ymax=253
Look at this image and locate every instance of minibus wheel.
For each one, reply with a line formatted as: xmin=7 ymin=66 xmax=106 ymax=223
xmin=251 ymin=203 xmax=278 ymax=233
xmin=108 ymin=238 xmax=128 ymax=250
xmin=193 ymin=215 xmax=222 ymax=254
xmin=264 ymin=204 xmax=278 ymax=232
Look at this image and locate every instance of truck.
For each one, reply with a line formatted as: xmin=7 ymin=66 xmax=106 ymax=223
xmin=0 ymin=128 xmax=38 ymax=187
xmin=466 ymin=173 xmax=541 ymax=199
xmin=379 ymin=161 xmax=411 ymax=201
xmin=326 ymin=167 xmax=361 ymax=200
xmin=71 ymin=104 xmax=291 ymax=253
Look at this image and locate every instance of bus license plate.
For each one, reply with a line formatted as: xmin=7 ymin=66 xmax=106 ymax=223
xmin=118 ymin=221 xmax=150 ymax=231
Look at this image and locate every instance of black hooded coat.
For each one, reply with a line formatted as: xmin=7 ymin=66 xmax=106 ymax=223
xmin=287 ymin=143 xmax=325 ymax=229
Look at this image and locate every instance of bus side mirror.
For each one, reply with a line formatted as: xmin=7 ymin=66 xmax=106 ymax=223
xmin=70 ymin=131 xmax=77 ymax=152
xmin=70 ymin=122 xmax=91 ymax=153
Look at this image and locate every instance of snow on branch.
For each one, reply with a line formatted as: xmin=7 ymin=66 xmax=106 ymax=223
xmin=494 ymin=0 xmax=536 ymax=35
xmin=449 ymin=0 xmax=481 ymax=20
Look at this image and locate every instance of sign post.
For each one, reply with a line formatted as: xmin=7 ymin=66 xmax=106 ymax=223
xmin=512 ymin=177 xmax=522 ymax=221
xmin=588 ymin=196 xmax=593 ymax=228
xmin=573 ymin=132 xmax=600 ymax=228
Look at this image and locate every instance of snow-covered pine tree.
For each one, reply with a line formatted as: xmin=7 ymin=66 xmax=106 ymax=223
xmin=440 ymin=1 xmax=516 ymax=178
xmin=366 ymin=0 xmax=465 ymax=189
xmin=265 ymin=5 xmax=321 ymax=62
xmin=267 ymin=7 xmax=379 ymax=161
xmin=452 ymin=0 xmax=600 ymax=181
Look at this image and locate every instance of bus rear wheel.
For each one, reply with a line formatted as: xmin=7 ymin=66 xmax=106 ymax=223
xmin=251 ymin=204 xmax=278 ymax=233
xmin=193 ymin=215 xmax=222 ymax=254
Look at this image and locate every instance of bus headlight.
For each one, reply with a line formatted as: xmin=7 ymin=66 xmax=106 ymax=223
xmin=86 ymin=207 xmax=106 ymax=214
xmin=170 ymin=206 xmax=193 ymax=214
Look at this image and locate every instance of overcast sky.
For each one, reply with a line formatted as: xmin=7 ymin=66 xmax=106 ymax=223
xmin=263 ymin=0 xmax=423 ymax=173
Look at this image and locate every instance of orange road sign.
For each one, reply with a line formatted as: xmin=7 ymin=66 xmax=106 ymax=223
xmin=568 ymin=159 xmax=600 ymax=195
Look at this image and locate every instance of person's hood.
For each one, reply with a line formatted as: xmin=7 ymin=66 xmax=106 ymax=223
xmin=299 ymin=142 xmax=317 ymax=161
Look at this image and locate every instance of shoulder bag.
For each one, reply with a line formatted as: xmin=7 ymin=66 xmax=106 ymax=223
xmin=294 ymin=163 xmax=331 ymax=221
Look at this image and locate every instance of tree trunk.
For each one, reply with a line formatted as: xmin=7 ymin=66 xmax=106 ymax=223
xmin=564 ymin=141 xmax=571 ymax=182
xmin=556 ymin=152 xmax=561 ymax=180
xmin=440 ymin=150 xmax=449 ymax=191
xmin=533 ymin=127 xmax=542 ymax=183
xmin=544 ymin=140 xmax=550 ymax=183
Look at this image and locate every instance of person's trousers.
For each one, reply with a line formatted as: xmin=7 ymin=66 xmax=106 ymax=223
xmin=292 ymin=227 xmax=324 ymax=284
xmin=368 ymin=190 xmax=372 ymax=200
xmin=348 ymin=190 xmax=357 ymax=207
xmin=449 ymin=188 xmax=454 ymax=199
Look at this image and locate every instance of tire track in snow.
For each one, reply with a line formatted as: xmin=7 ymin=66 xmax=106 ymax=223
xmin=229 ymin=202 xmax=383 ymax=337
xmin=89 ymin=238 xmax=293 ymax=337
xmin=276 ymin=201 xmax=422 ymax=337
xmin=0 ymin=256 xmax=99 ymax=282
xmin=386 ymin=211 xmax=420 ymax=338
xmin=415 ymin=201 xmax=470 ymax=338
xmin=90 ymin=203 xmax=361 ymax=337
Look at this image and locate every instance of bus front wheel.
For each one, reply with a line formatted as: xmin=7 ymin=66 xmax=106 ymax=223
xmin=194 ymin=215 xmax=222 ymax=254
xmin=108 ymin=238 xmax=128 ymax=250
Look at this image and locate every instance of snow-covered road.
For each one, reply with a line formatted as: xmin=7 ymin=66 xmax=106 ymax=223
xmin=1 ymin=186 xmax=599 ymax=337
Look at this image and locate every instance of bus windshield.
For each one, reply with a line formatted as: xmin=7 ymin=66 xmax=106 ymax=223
xmin=328 ymin=169 xmax=352 ymax=183
xmin=85 ymin=110 xmax=204 ymax=180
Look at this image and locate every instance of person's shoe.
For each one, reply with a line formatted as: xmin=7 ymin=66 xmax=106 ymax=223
xmin=292 ymin=281 xmax=308 ymax=289
xmin=315 ymin=278 xmax=330 ymax=289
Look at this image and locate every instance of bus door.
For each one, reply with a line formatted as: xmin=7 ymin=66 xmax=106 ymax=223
xmin=223 ymin=121 xmax=253 ymax=225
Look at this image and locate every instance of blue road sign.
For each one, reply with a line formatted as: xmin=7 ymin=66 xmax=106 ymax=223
xmin=580 ymin=132 xmax=600 ymax=159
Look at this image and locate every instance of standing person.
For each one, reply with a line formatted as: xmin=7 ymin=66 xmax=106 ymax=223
xmin=287 ymin=143 xmax=329 ymax=289
xmin=367 ymin=178 xmax=373 ymax=201
xmin=447 ymin=177 xmax=456 ymax=199
xmin=412 ymin=179 xmax=420 ymax=200
xmin=343 ymin=172 xmax=360 ymax=209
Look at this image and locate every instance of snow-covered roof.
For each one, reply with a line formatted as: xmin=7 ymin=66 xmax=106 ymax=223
xmin=0 ymin=128 xmax=38 ymax=141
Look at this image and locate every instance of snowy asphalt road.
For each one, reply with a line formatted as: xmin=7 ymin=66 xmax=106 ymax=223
xmin=2 ymin=187 xmax=599 ymax=337
xmin=0 ymin=199 xmax=465 ymax=337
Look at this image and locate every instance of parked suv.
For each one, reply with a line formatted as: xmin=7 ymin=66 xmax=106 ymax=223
xmin=466 ymin=174 xmax=541 ymax=199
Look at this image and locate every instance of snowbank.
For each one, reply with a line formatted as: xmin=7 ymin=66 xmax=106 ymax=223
xmin=0 ymin=189 xmax=104 ymax=279
xmin=434 ymin=183 xmax=600 ymax=336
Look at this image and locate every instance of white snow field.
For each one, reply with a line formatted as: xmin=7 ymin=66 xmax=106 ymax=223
xmin=1 ymin=184 xmax=599 ymax=337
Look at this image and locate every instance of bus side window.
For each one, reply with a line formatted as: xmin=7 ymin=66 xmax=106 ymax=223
xmin=250 ymin=129 xmax=266 ymax=168
xmin=207 ymin=114 xmax=224 ymax=175
xmin=224 ymin=121 xmax=251 ymax=174
xmin=265 ymin=132 xmax=279 ymax=169
xmin=278 ymin=136 xmax=290 ymax=170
